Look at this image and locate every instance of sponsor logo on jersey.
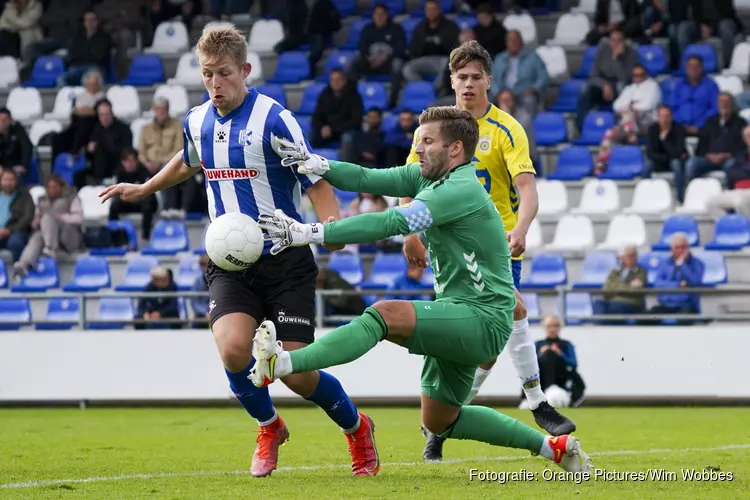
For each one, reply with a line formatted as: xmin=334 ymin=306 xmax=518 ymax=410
xmin=224 ymin=253 xmax=251 ymax=268
xmin=478 ymin=136 xmax=491 ymax=153
xmin=204 ymin=167 xmax=260 ymax=181
xmin=277 ymin=310 xmax=311 ymax=326
xmin=399 ymin=203 xmax=412 ymax=209
xmin=238 ymin=129 xmax=253 ymax=147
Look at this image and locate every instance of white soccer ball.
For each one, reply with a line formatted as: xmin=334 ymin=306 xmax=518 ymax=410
xmin=205 ymin=212 xmax=264 ymax=271
xmin=545 ymin=385 xmax=572 ymax=408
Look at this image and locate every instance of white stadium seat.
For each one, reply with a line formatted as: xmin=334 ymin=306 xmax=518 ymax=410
xmin=29 ymin=185 xmax=46 ymax=205
xmin=526 ymin=218 xmax=543 ymax=252
xmin=130 ymin=117 xmax=149 ymax=148
xmin=623 ymin=178 xmax=673 ymax=214
xmin=677 ymin=178 xmax=723 ymax=214
xmin=6 ymin=87 xmax=42 ymax=123
xmin=546 ymin=215 xmax=595 ymax=251
xmin=0 ymin=56 xmax=19 ymax=88
xmin=152 ymin=84 xmax=189 ymax=118
xmin=29 ymin=119 xmax=63 ymax=146
xmin=168 ymin=52 xmax=202 ymax=87
xmin=78 ymin=185 xmax=110 ymax=220
xmin=712 ymin=75 xmax=744 ymax=96
xmin=44 ymin=86 xmax=84 ymax=122
xmin=536 ymin=45 xmax=568 ymax=80
xmin=106 ymin=85 xmax=141 ymax=121
xmin=146 ymin=21 xmax=189 ymax=54
xmin=548 ymin=13 xmax=589 ymax=46
xmin=537 ymin=179 xmax=568 ymax=216
xmin=572 ymin=0 xmax=597 ymax=14
xmin=246 ymin=51 xmax=263 ymax=84
xmin=723 ymin=42 xmax=750 ymax=78
xmin=597 ymin=215 xmax=647 ymax=250
xmin=248 ymin=19 xmax=284 ymax=52
xmin=741 ymin=108 xmax=750 ymax=122
xmin=571 ymin=179 xmax=620 ymax=215
xmin=503 ymin=14 xmax=537 ymax=45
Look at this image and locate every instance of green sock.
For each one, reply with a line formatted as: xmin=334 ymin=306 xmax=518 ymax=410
xmin=290 ymin=308 xmax=387 ymax=373
xmin=441 ymin=405 xmax=545 ymax=454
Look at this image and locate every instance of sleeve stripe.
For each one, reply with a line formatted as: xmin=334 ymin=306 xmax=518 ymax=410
xmin=394 ymin=199 xmax=433 ymax=233
xmin=486 ymin=117 xmax=515 ymax=147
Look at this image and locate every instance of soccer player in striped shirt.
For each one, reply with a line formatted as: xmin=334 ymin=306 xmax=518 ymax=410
xmin=100 ymin=25 xmax=379 ymax=477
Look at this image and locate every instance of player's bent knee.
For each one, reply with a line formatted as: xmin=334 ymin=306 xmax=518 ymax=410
xmin=372 ymin=300 xmax=416 ymax=343
xmin=280 ymin=371 xmax=320 ymax=398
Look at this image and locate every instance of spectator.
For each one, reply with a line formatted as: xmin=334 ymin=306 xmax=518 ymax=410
xmin=686 ymin=92 xmax=746 ymax=186
xmin=0 ymin=108 xmax=32 ymax=180
xmin=59 ymin=10 xmax=113 ymax=87
xmin=644 ymin=105 xmax=689 ymax=203
xmin=316 ymin=267 xmax=366 ymax=319
xmin=401 ymin=0 xmax=459 ymax=89
xmin=706 ymin=125 xmax=750 ymax=218
xmin=592 ymin=245 xmax=648 ymax=318
xmin=347 ymin=4 xmax=405 ymax=108
xmin=385 ymin=109 xmax=418 ymax=167
xmin=23 ymin=0 xmax=89 ymax=64
xmin=138 ymin=98 xmax=182 ymax=175
xmin=144 ymin=0 xmax=199 ymax=45
xmin=52 ymin=69 xmax=105 ymax=161
xmin=311 ymin=69 xmax=363 ymax=161
xmin=136 ymin=266 xmax=180 ymax=330
xmin=472 ymin=3 xmax=506 ymax=58
xmin=93 ymin=0 xmax=143 ymax=80
xmin=668 ymin=55 xmax=719 ymax=135
xmin=76 ymin=99 xmax=132 ymax=188
xmin=389 ymin=262 xmax=431 ymax=301
xmin=681 ymin=0 xmax=741 ymax=71
xmin=649 ymin=232 xmax=705 ymax=318
xmin=13 ymin=174 xmax=83 ymax=280
xmin=191 ymin=253 xmax=210 ymax=326
xmin=0 ymin=169 xmax=33 ymax=262
xmin=0 ymin=0 xmax=42 ymax=59
xmin=642 ymin=0 xmax=669 ymax=40
xmin=585 ymin=0 xmax=642 ymax=46
xmin=108 ymin=148 xmax=157 ymax=240
xmin=575 ymin=28 xmax=638 ymax=132
xmin=490 ymin=30 xmax=548 ymax=116
xmin=497 ymin=90 xmax=537 ymax=167
xmin=353 ymin=108 xmax=386 ymax=169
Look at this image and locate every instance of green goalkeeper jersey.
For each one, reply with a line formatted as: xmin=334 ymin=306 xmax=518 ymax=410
xmin=320 ymin=161 xmax=516 ymax=313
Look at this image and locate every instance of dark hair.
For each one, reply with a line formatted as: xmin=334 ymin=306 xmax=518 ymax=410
xmin=367 ymin=107 xmax=383 ymax=116
xmin=418 ymin=106 xmax=479 ymax=163
xmin=609 ymin=27 xmax=624 ymax=37
xmin=95 ymin=98 xmax=112 ymax=112
xmin=121 ymin=147 xmax=138 ymax=161
xmin=0 ymin=107 xmax=10 ymax=117
xmin=372 ymin=3 xmax=389 ymax=13
xmin=632 ymin=63 xmax=647 ymax=73
xmin=476 ymin=3 xmax=494 ymax=14
xmin=687 ymin=55 xmax=704 ymax=66
xmin=0 ymin=168 xmax=18 ymax=180
xmin=46 ymin=173 xmax=66 ymax=186
xmin=449 ymin=40 xmax=492 ymax=75
xmin=658 ymin=104 xmax=672 ymax=113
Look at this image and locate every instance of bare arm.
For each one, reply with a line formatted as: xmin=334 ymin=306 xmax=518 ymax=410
xmin=141 ymin=149 xmax=196 ymax=196
xmin=513 ymin=173 xmax=538 ymax=234
xmin=307 ymin=179 xmax=340 ymax=222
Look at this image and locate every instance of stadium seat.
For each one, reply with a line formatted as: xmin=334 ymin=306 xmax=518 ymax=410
xmin=547 ymin=79 xmax=586 ymax=113
xmin=77 ymin=185 xmax=110 ymax=220
xmin=297 ymin=115 xmax=312 ymax=136
xmin=106 ymin=85 xmax=141 ymax=121
xmin=29 ymin=119 xmax=63 ymax=146
xmin=89 ymin=297 xmax=134 ymax=330
xmin=121 ymin=54 xmax=165 ymax=86
xmin=168 ymin=52 xmax=202 ymax=87
xmin=420 ymin=264 xmax=434 ymax=288
xmin=533 ymin=112 xmax=567 ymax=146
xmin=561 ymin=292 xmax=593 ymax=325
xmin=327 ymin=251 xmax=364 ymax=286
xmin=724 ymin=41 xmax=750 ymax=77
xmin=256 ymin=84 xmax=287 ymax=108
xmin=0 ymin=260 xmax=6 ymax=289
xmin=573 ymin=251 xmax=618 ymax=288
xmin=6 ymin=87 xmax=43 ymax=123
xmin=175 ymin=254 xmax=202 ymax=291
xmin=358 ymin=82 xmax=388 ymax=111
xmin=248 ymin=19 xmax=284 ymax=52
xmin=296 ymin=82 xmax=326 ymax=115
xmin=573 ymin=111 xmax=615 ymax=146
xmin=152 ymin=84 xmax=189 ymax=118
xmin=572 ymin=179 xmax=620 ymax=214
xmin=676 ymin=178 xmax=722 ymax=214
xmin=503 ymin=13 xmax=537 ymax=44
xmin=623 ymin=178 xmax=673 ymax=214
xmin=146 ymin=21 xmax=189 ymax=54
xmin=316 ymin=148 xmax=340 ymax=161
xmin=659 ymin=77 xmax=677 ymax=104
xmin=52 ymin=153 xmax=87 ymax=186
xmin=246 ymin=51 xmax=263 ymax=84
xmin=638 ymin=45 xmax=667 ymax=76
xmin=679 ymin=44 xmax=718 ymax=74
xmin=599 ymin=145 xmax=644 ymax=180
xmin=652 ymin=215 xmax=700 ymax=250
xmin=116 ymin=256 xmax=160 ymax=292
xmin=400 ymin=17 xmax=421 ymax=46
xmin=0 ymin=298 xmax=31 ymax=330
xmin=527 ymin=218 xmax=543 ymax=252
xmin=638 ymin=251 xmax=667 ymax=285
xmin=712 ymin=74 xmax=743 ymax=95
xmin=692 ymin=250 xmax=728 ymax=286
xmin=545 ymin=215 xmax=595 ymax=251
xmin=11 ymin=256 xmax=59 ymax=292
xmin=0 ymin=56 xmax=19 ymax=88
xmin=548 ymin=12 xmax=589 ymax=45
xmin=521 ymin=253 xmax=567 ymax=288
xmin=44 ymin=86 xmax=84 ymax=122
xmin=381 ymin=114 xmax=398 ymax=133
xmin=142 ymin=220 xmax=189 ymax=255
xmin=536 ymin=46 xmax=568 ymax=81
xmin=536 ymin=180 xmax=568 ymax=216
xmin=318 ymin=50 xmax=355 ymax=82
xmin=342 ymin=18 xmax=369 ymax=50
xmin=597 ymin=214 xmax=647 ymax=250
xmin=62 ymin=256 xmax=111 ymax=292
xmin=363 ymin=252 xmax=407 ymax=287
xmin=573 ymin=46 xmax=597 ymax=79
xmin=268 ymin=51 xmax=310 ymax=84
xmin=332 ymin=0 xmax=357 ymax=15
xmin=130 ymin=117 xmax=148 ymax=149
xmin=25 ymin=55 xmax=64 ymax=88
xmin=399 ymin=82 xmax=436 ymax=113
xmin=91 ymin=219 xmax=139 ymax=255
xmin=37 ymin=298 xmax=79 ymax=330
xmin=547 ymin=146 xmax=593 ymax=181
xmin=521 ymin=292 xmax=541 ymax=322
xmin=705 ymin=214 xmax=750 ymax=250
xmin=454 ymin=16 xmax=477 ymax=30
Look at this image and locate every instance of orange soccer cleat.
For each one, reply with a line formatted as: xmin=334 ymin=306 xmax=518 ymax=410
xmin=345 ymin=412 xmax=380 ymax=477
xmin=250 ymin=416 xmax=289 ymax=477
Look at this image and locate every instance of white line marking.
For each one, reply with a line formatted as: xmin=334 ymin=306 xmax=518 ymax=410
xmin=2 ymin=444 xmax=748 ymax=489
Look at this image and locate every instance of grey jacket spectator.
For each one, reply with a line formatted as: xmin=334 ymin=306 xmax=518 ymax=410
xmin=589 ymin=41 xmax=638 ymax=90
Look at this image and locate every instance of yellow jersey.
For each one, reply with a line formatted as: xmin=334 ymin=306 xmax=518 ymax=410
xmin=406 ymin=104 xmax=535 ymax=259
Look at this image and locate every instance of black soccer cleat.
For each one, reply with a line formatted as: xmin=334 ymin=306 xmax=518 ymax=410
xmin=532 ymin=401 xmax=577 ymax=436
xmin=421 ymin=426 xmax=445 ymax=462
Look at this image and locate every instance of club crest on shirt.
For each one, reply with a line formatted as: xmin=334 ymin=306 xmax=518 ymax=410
xmin=478 ymin=136 xmax=492 ymax=153
xmin=239 ymin=129 xmax=253 ymax=147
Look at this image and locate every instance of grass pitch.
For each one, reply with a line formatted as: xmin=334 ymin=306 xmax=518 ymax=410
xmin=1 ymin=407 xmax=748 ymax=499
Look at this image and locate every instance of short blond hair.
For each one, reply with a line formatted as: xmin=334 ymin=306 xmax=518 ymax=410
xmin=196 ymin=24 xmax=247 ymax=67
xmin=418 ymin=106 xmax=479 ymax=163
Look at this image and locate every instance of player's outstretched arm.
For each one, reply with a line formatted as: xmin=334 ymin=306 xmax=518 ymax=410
xmin=99 ymin=150 xmax=195 ymax=203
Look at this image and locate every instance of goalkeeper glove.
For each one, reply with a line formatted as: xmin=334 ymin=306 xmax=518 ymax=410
xmin=270 ymin=134 xmax=330 ymax=176
xmin=258 ymin=209 xmax=325 ymax=255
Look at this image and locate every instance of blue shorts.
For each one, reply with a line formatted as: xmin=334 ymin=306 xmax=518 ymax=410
xmin=511 ymin=259 xmax=522 ymax=290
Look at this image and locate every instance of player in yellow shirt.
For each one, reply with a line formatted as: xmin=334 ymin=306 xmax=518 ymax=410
xmin=401 ymin=41 xmax=576 ymax=461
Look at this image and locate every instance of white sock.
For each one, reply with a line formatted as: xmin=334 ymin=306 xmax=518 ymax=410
xmin=274 ymin=351 xmax=293 ymax=378
xmin=539 ymin=436 xmax=555 ymax=460
xmin=508 ymin=317 xmax=546 ymax=410
xmin=342 ymin=414 xmax=361 ymax=434
xmin=257 ymin=410 xmax=278 ymax=427
xmin=464 ymin=367 xmax=492 ymax=405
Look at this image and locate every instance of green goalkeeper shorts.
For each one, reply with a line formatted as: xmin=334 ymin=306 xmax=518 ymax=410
xmin=403 ymin=300 xmax=513 ymax=407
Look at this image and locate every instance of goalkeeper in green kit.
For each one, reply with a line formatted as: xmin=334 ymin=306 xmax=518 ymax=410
xmin=252 ymin=106 xmax=591 ymax=475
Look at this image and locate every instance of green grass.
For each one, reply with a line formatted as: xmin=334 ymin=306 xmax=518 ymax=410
xmin=1 ymin=407 xmax=748 ymax=499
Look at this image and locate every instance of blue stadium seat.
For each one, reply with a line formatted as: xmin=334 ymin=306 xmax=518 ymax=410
xmin=256 ymin=84 xmax=287 ymax=108
xmin=52 ymin=153 xmax=87 ymax=186
xmin=121 ymin=54 xmax=165 ymax=86
xmin=297 ymin=115 xmax=312 ymax=136
xmin=572 ymin=251 xmax=618 ymax=289
xmin=178 ymin=297 xmax=187 ymax=321
xmin=327 ymin=251 xmax=364 ymax=285
xmin=659 ymin=77 xmax=677 ymax=104
xmin=175 ymin=254 xmax=202 ymax=291
xmin=0 ymin=298 xmax=31 ymax=330
xmin=400 ymin=17 xmax=421 ymax=46
xmin=704 ymin=214 xmax=750 ymax=251
xmin=25 ymin=55 xmax=64 ymax=88
xmin=341 ymin=18 xmax=369 ymax=50
xmin=638 ymin=45 xmax=667 ymax=76
xmin=37 ymin=298 xmax=79 ymax=331
xmin=24 ymin=156 xmax=41 ymax=185
xmin=334 ymin=187 xmax=359 ymax=206
xmin=399 ymin=82 xmax=436 ymax=113
xmin=364 ymin=252 xmax=407 ymax=286
xmin=358 ymin=82 xmax=388 ymax=111
xmin=652 ymin=215 xmax=700 ymax=250
xmin=89 ymin=297 xmax=134 ymax=330
xmin=268 ymin=51 xmax=310 ymax=83
xmin=520 ymin=253 xmax=567 ymax=289
xmin=11 ymin=256 xmax=59 ymax=292
xmin=116 ymin=256 xmax=160 ymax=292
xmin=89 ymin=219 xmax=139 ymax=256
xmin=573 ymin=46 xmax=597 ymax=78
xmin=381 ymin=113 xmax=399 ymax=133
xmin=332 ymin=0 xmax=357 ymax=16
xmin=547 ymin=79 xmax=585 ymax=113
xmin=547 ymin=146 xmax=593 ymax=180
xmin=573 ymin=111 xmax=615 ymax=146
xmin=318 ymin=50 xmax=356 ymax=82
xmin=693 ymin=250 xmax=728 ymax=286
xmin=521 ymin=292 xmax=541 ymax=323
xmin=62 ymin=256 xmax=111 ymax=292
xmin=561 ymin=292 xmax=593 ymax=325
xmin=533 ymin=112 xmax=567 ymax=146
xmin=679 ymin=44 xmax=718 ymax=75
xmin=598 ymin=145 xmax=644 ymax=179
xmin=296 ymin=82 xmax=326 ymax=115
xmin=142 ymin=220 xmax=190 ymax=255
xmin=638 ymin=251 xmax=668 ymax=285
xmin=0 ymin=259 xmax=7 ymax=289
xmin=454 ymin=16 xmax=477 ymax=30
xmin=316 ymin=148 xmax=340 ymax=161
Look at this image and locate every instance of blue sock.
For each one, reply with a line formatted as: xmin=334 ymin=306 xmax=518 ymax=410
xmin=306 ymin=370 xmax=360 ymax=431
xmin=226 ymin=359 xmax=276 ymax=424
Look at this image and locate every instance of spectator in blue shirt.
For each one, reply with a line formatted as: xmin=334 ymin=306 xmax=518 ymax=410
xmin=668 ymin=56 xmax=719 ymax=135
xmin=385 ymin=110 xmax=417 ymax=167
xmin=490 ymin=30 xmax=548 ymax=116
xmin=352 ymin=108 xmax=385 ymax=169
xmin=191 ymin=254 xmax=210 ymax=326
xmin=649 ymin=232 xmax=705 ymax=317
xmin=389 ymin=262 xmax=431 ymax=301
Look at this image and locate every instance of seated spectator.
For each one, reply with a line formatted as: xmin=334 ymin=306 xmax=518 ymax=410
xmin=385 ymin=110 xmax=417 ymax=167
xmin=649 ymin=232 xmax=705 ymax=318
xmin=575 ymin=29 xmax=638 ymax=132
xmin=353 ymin=108 xmax=385 ymax=169
xmin=13 ymin=174 xmax=83 ymax=280
xmin=0 ymin=107 xmax=32 ymax=181
xmin=490 ymin=30 xmax=547 ymax=116
xmin=592 ymin=245 xmax=648 ymax=318
xmin=0 ymin=169 xmax=33 ymax=262
xmin=644 ymin=105 xmax=688 ymax=202
xmin=190 ymin=253 xmax=210 ymax=327
xmin=23 ymin=0 xmax=89 ymax=65
xmin=642 ymin=0 xmax=669 ymax=41
xmin=139 ymin=98 xmax=182 ymax=176
xmin=52 ymin=69 xmax=105 ymax=161
xmin=668 ymin=55 xmax=718 ymax=136
xmin=346 ymin=4 xmax=406 ymax=109
xmin=497 ymin=90 xmax=537 ymax=167
xmin=108 ymin=148 xmax=157 ymax=240
xmin=472 ymin=3 xmax=506 ymax=59
xmin=316 ymin=267 xmax=366 ymax=319
xmin=585 ymin=0 xmax=642 ymax=46
xmin=706 ymin=124 xmax=750 ymax=218
xmin=595 ymin=64 xmax=660 ymax=173
xmin=389 ymin=262 xmax=431 ymax=301
xmin=311 ymin=69 xmax=363 ymax=161
xmin=0 ymin=0 xmax=42 ymax=59
xmin=136 ymin=266 xmax=180 ymax=330
xmin=75 ymin=99 xmax=132 ymax=189
xmin=59 ymin=10 xmax=113 ymax=87
xmin=144 ymin=0 xmax=199 ymax=45
xmin=681 ymin=0 xmax=741 ymax=71
xmin=686 ymin=92 xmax=745 ymax=187
xmin=94 ymin=0 xmax=144 ymax=80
